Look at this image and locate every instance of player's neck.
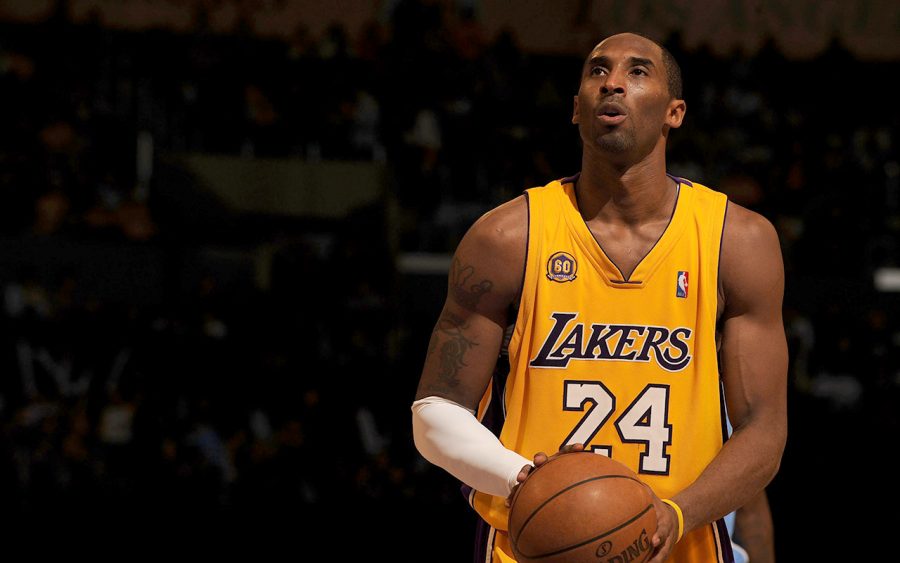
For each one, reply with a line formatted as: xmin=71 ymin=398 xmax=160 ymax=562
xmin=576 ymin=154 xmax=675 ymax=226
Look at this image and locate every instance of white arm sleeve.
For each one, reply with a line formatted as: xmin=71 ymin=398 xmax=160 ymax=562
xmin=412 ymin=395 xmax=532 ymax=497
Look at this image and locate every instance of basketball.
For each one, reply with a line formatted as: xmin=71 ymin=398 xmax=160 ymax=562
xmin=508 ymin=452 xmax=658 ymax=563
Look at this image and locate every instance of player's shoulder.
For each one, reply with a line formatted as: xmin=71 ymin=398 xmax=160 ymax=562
xmin=722 ymin=200 xmax=780 ymax=250
xmin=719 ymin=201 xmax=784 ymax=307
xmin=464 ymin=175 xmax=571 ymax=246
xmin=452 ymin=195 xmax=529 ymax=309
xmin=672 ymin=175 xmax=772 ymax=239
xmin=462 ymin=194 xmax=528 ymax=253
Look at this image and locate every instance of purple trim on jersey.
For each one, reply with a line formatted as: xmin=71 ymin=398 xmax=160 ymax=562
xmin=716 ymin=200 xmax=729 ymax=330
xmin=561 ymin=171 xmax=692 ymax=187
xmin=717 ymin=200 xmax=730 ymax=445
xmin=482 ymin=368 xmax=508 ymax=438
xmin=519 ymin=191 xmax=530 ymax=310
xmin=717 ymin=199 xmax=729 ymax=292
xmin=473 ymin=516 xmax=492 ymax=563
xmin=560 ymin=172 xmax=580 ymax=185
xmin=719 ymin=380 xmax=730 ymax=444
xmin=715 ymin=517 xmax=736 ymax=563
xmin=666 ymin=172 xmax=693 ymax=186
xmin=573 ymin=180 xmax=681 ymax=284
xmin=461 ymin=483 xmax=474 ymax=506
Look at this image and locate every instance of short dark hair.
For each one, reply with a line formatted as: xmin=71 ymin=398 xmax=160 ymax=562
xmin=658 ymin=43 xmax=683 ymax=100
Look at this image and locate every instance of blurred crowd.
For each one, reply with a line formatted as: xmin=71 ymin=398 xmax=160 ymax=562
xmin=0 ymin=0 xmax=897 ymax=548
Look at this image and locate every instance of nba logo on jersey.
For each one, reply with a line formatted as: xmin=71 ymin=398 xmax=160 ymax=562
xmin=676 ymin=271 xmax=689 ymax=298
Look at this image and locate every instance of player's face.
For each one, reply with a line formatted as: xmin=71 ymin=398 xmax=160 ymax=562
xmin=572 ymin=34 xmax=685 ymax=157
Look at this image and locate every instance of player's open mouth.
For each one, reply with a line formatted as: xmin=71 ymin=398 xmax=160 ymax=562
xmin=596 ymin=102 xmax=627 ymax=125
xmin=596 ymin=113 xmax=626 ymax=125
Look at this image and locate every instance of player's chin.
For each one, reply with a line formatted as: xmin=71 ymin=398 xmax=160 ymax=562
xmin=594 ymin=132 xmax=633 ymax=153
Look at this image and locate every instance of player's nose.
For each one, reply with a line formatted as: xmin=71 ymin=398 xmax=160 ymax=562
xmin=600 ymin=68 xmax=626 ymax=95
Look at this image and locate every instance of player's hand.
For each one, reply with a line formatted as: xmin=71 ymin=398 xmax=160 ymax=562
xmin=645 ymin=491 xmax=680 ymax=563
xmin=505 ymin=443 xmax=585 ymax=507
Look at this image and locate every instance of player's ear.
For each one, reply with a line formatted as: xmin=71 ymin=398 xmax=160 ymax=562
xmin=572 ymin=95 xmax=580 ymax=125
xmin=666 ymin=98 xmax=686 ymax=129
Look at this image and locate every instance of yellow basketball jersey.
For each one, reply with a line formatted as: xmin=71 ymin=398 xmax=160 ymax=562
xmin=471 ymin=174 xmax=732 ymax=563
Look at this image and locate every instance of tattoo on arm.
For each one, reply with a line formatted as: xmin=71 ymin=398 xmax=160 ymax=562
xmin=450 ymin=258 xmax=493 ymax=310
xmin=425 ymin=311 xmax=479 ymax=389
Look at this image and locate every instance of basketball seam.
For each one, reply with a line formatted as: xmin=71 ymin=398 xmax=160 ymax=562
xmin=518 ymin=503 xmax=654 ymax=559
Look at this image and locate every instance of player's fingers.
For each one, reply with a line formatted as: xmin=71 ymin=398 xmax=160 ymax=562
xmin=506 ymin=465 xmax=532 ymax=507
xmin=533 ymin=451 xmax=549 ymax=466
xmin=549 ymin=443 xmax=583 ymax=460
xmin=505 ymin=486 xmax=518 ymax=507
xmin=645 ymin=541 xmax=670 ymax=563
xmin=651 ymin=520 xmax=671 ymax=547
xmin=648 ymin=522 xmax=677 ymax=563
xmin=517 ymin=464 xmax=533 ymax=482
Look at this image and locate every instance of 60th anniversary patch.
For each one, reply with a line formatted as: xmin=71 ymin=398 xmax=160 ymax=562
xmin=547 ymin=251 xmax=578 ymax=282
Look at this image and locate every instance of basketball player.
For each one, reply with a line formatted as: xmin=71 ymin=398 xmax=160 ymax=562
xmin=412 ymin=32 xmax=787 ymax=563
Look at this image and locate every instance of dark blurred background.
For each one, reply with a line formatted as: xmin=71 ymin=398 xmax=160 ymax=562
xmin=0 ymin=0 xmax=897 ymax=559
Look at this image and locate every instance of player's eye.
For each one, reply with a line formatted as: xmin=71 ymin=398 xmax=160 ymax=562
xmin=590 ymin=66 xmax=605 ymax=76
xmin=631 ymin=68 xmax=648 ymax=76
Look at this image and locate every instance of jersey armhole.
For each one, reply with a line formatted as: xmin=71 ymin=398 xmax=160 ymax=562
xmin=714 ymin=198 xmax=729 ymax=333
xmin=515 ymin=190 xmax=531 ymax=309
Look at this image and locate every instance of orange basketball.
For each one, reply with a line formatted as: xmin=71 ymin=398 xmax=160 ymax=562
xmin=508 ymin=452 xmax=658 ymax=563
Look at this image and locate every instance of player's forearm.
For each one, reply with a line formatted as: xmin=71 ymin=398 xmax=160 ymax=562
xmin=412 ymin=396 xmax=532 ymax=497
xmin=671 ymin=420 xmax=785 ymax=535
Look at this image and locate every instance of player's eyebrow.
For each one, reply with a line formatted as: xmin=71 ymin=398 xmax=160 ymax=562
xmin=586 ymin=55 xmax=656 ymax=69
xmin=628 ymin=57 xmax=655 ymax=68
xmin=586 ymin=55 xmax=609 ymax=68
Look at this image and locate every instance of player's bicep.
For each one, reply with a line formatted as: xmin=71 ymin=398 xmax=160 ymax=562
xmin=720 ymin=308 xmax=787 ymax=430
xmin=414 ymin=199 xmax=527 ymax=409
xmin=719 ymin=207 xmax=788 ymax=432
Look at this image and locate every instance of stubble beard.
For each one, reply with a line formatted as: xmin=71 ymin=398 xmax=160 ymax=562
xmin=595 ymin=126 xmax=635 ymax=153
